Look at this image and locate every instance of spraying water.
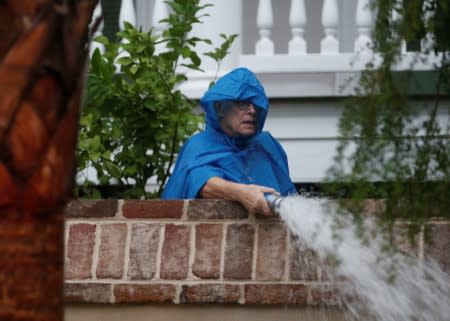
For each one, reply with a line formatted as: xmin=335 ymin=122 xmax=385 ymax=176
xmin=267 ymin=194 xmax=450 ymax=321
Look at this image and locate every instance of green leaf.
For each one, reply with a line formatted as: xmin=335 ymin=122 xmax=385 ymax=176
xmin=104 ymin=160 xmax=122 ymax=179
xmin=190 ymin=52 xmax=201 ymax=66
xmin=94 ymin=35 xmax=109 ymax=46
xmin=90 ymin=48 xmax=101 ymax=73
xmin=180 ymin=46 xmax=191 ymax=58
xmin=130 ymin=65 xmax=139 ymax=74
xmin=122 ymin=21 xmax=135 ymax=31
xmin=117 ymin=56 xmax=134 ymax=66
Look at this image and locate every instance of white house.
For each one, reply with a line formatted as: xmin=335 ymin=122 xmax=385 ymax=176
xmin=90 ymin=0 xmax=444 ymax=187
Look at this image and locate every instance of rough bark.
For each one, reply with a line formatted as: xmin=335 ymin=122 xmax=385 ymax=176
xmin=0 ymin=1 xmax=98 ymax=320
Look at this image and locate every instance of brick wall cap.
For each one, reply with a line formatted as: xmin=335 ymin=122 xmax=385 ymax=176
xmin=188 ymin=199 xmax=248 ymax=220
xmin=65 ymin=199 xmax=118 ymax=218
xmin=123 ymin=199 xmax=184 ymax=219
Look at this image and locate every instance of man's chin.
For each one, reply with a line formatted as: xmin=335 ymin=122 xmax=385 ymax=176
xmin=238 ymin=130 xmax=257 ymax=137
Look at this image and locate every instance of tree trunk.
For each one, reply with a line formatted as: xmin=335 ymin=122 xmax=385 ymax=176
xmin=0 ymin=1 xmax=98 ymax=320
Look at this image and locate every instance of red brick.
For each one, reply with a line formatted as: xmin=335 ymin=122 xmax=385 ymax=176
xmin=425 ymin=223 xmax=450 ymax=273
xmin=188 ymin=199 xmax=248 ymax=219
xmin=64 ymin=283 xmax=111 ymax=303
xmin=392 ymin=223 xmax=420 ymax=257
xmin=180 ymin=284 xmax=240 ymax=303
xmin=223 ymin=224 xmax=254 ymax=280
xmin=65 ymin=199 xmax=117 ymax=218
xmin=160 ymin=224 xmax=190 ymax=279
xmin=123 ymin=200 xmax=184 ymax=219
xmin=114 ymin=284 xmax=176 ymax=303
xmin=309 ymin=284 xmax=342 ymax=306
xmin=128 ymin=223 xmax=160 ymax=280
xmin=96 ymin=224 xmax=127 ymax=279
xmin=321 ymin=254 xmax=348 ymax=282
xmin=65 ymin=223 xmax=96 ymax=279
xmin=244 ymin=284 xmax=307 ymax=305
xmin=256 ymin=224 xmax=286 ymax=280
xmin=362 ymin=199 xmax=386 ymax=216
xmin=290 ymin=235 xmax=320 ymax=281
xmin=193 ymin=224 xmax=222 ymax=279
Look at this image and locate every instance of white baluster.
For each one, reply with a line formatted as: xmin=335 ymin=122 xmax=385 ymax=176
xmin=392 ymin=0 xmax=406 ymax=54
xmin=119 ymin=0 xmax=136 ymax=30
xmin=421 ymin=0 xmax=435 ymax=52
xmin=90 ymin=1 xmax=104 ymax=56
xmin=153 ymin=0 xmax=169 ymax=37
xmin=117 ymin=0 xmax=136 ymax=67
xmin=255 ymin=0 xmax=274 ymax=56
xmin=354 ymin=0 xmax=373 ymax=53
xmin=288 ymin=0 xmax=307 ymax=55
xmin=184 ymin=0 xmax=242 ymax=84
xmin=321 ymin=0 xmax=339 ymax=54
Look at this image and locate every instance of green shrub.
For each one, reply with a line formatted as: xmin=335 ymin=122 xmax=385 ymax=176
xmin=78 ymin=0 xmax=237 ymax=198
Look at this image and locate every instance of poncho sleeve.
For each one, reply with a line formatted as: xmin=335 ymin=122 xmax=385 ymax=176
xmin=161 ymin=135 xmax=227 ymax=199
xmin=184 ymin=166 xmax=225 ymax=199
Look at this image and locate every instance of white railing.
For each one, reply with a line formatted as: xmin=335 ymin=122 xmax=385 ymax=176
xmin=90 ymin=0 xmax=441 ymax=98
xmin=288 ymin=0 xmax=307 ymax=55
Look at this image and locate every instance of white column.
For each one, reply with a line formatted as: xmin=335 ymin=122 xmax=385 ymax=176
xmin=117 ymin=0 xmax=136 ymax=64
xmin=153 ymin=0 xmax=169 ymax=37
xmin=152 ymin=0 xmax=169 ymax=54
xmin=392 ymin=0 xmax=406 ymax=54
xmin=421 ymin=0 xmax=435 ymax=52
xmin=119 ymin=0 xmax=136 ymax=30
xmin=135 ymin=0 xmax=153 ymax=32
xmin=179 ymin=0 xmax=242 ymax=98
xmin=354 ymin=0 xmax=373 ymax=53
xmin=321 ymin=0 xmax=339 ymax=54
xmin=90 ymin=1 xmax=104 ymax=57
xmin=188 ymin=0 xmax=242 ymax=73
xmin=288 ymin=0 xmax=307 ymax=55
xmin=255 ymin=0 xmax=274 ymax=56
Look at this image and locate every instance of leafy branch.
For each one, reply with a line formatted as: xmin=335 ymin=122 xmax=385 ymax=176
xmin=77 ymin=0 xmax=237 ymax=199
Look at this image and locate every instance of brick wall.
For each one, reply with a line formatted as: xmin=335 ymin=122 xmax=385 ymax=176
xmin=64 ymin=199 xmax=450 ymax=305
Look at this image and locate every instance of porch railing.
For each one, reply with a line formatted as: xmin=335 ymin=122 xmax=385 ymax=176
xmin=90 ymin=0 xmax=442 ymax=98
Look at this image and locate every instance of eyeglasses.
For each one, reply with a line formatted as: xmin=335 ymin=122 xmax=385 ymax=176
xmin=233 ymin=101 xmax=253 ymax=111
xmin=218 ymin=100 xmax=259 ymax=114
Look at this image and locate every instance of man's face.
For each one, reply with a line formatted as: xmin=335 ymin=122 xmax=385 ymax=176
xmin=220 ymin=101 xmax=259 ymax=137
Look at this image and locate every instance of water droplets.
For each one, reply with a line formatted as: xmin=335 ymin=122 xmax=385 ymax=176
xmin=278 ymin=195 xmax=450 ymax=321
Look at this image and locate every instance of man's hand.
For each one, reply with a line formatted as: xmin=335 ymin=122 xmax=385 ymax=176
xmin=235 ymin=184 xmax=277 ymax=216
xmin=200 ymin=177 xmax=278 ymax=216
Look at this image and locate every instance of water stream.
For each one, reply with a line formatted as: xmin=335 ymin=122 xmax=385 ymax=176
xmin=277 ymin=195 xmax=449 ymax=321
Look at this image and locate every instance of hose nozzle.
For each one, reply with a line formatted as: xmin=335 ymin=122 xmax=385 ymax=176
xmin=264 ymin=193 xmax=285 ymax=215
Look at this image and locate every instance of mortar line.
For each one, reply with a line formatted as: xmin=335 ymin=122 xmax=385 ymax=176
xmin=181 ymin=200 xmax=188 ymax=220
xmin=219 ymin=223 xmax=227 ymax=280
xmin=251 ymin=223 xmax=259 ymax=280
xmin=418 ymin=224 xmax=424 ymax=261
xmin=63 ymin=221 xmax=70 ymax=276
xmin=110 ymin=284 xmax=115 ymax=303
xmin=155 ymin=223 xmax=165 ymax=280
xmin=238 ymin=283 xmax=245 ymax=304
xmin=117 ymin=199 xmax=124 ymax=218
xmin=188 ymin=222 xmax=196 ymax=279
xmin=65 ymin=218 xmax=268 ymax=224
xmin=64 ymin=279 xmax=331 ymax=285
xmin=284 ymin=224 xmax=290 ymax=282
xmin=174 ymin=284 xmax=182 ymax=304
xmin=123 ymin=222 xmax=132 ymax=280
xmin=91 ymin=223 xmax=101 ymax=280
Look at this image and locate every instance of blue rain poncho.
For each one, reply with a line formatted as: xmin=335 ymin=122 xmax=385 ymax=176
xmin=161 ymin=67 xmax=296 ymax=199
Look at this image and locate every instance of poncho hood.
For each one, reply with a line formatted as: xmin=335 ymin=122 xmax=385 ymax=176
xmin=200 ymin=67 xmax=269 ymax=136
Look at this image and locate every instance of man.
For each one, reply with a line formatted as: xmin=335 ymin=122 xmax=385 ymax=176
xmin=162 ymin=68 xmax=296 ymax=215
